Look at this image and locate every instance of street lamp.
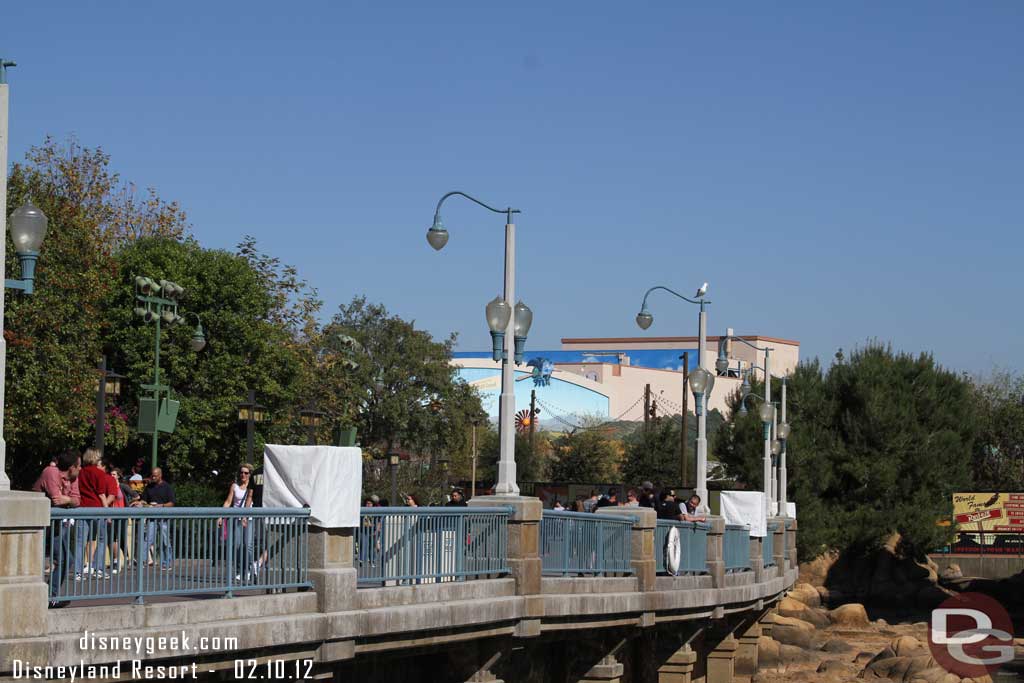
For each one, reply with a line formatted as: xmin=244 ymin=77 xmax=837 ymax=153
xmin=425 ymin=191 xmax=530 ymax=496
xmin=299 ymin=406 xmax=326 ymax=446
xmin=387 ymin=442 xmax=401 ymax=505
xmin=181 ymin=313 xmax=207 ymax=353
xmin=0 ymin=61 xmax=50 ymax=491
xmin=237 ymin=390 xmax=268 ymax=463
xmin=94 ymin=356 xmax=125 ymax=454
xmin=134 ymin=276 xmax=199 ymax=469
xmin=634 ymin=284 xmax=711 ymax=510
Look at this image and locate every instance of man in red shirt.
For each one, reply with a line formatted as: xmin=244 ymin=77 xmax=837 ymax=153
xmin=33 ymin=449 xmax=81 ymax=602
xmin=76 ymin=448 xmax=117 ymax=579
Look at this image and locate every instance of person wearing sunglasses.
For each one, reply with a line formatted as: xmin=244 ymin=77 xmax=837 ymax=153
xmin=218 ymin=464 xmax=255 ymax=581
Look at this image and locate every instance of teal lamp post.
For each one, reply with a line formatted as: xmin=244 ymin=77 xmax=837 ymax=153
xmin=133 ymin=277 xmax=205 ymax=469
xmin=426 ymin=191 xmax=532 ymax=496
xmin=0 ymin=197 xmax=48 ymax=490
xmin=634 ymin=284 xmax=711 ymax=510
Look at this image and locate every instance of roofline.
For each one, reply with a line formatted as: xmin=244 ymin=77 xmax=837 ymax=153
xmin=560 ymin=335 xmax=800 ymax=347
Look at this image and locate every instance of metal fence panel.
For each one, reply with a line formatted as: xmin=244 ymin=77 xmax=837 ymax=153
xmin=540 ymin=510 xmax=634 ymax=576
xmin=46 ymin=508 xmax=310 ymax=604
xmin=654 ymin=520 xmax=709 ymax=575
xmin=724 ymin=524 xmax=752 ymax=572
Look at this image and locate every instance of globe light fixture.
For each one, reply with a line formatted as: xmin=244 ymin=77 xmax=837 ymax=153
xmin=635 ymin=306 xmax=653 ymax=330
xmin=758 ymin=402 xmax=775 ymax=424
xmin=6 ymin=200 xmax=48 ymax=294
xmin=777 ymin=422 xmax=791 ymax=441
xmin=513 ymin=300 xmax=533 ymax=364
xmin=426 ymin=216 xmax=449 ymax=251
xmin=486 ymin=296 xmax=512 ymax=362
xmin=771 ymin=439 xmax=782 ymax=456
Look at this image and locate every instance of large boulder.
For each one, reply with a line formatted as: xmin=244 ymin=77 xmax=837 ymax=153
xmin=915 ymin=584 xmax=956 ymax=610
xmin=939 ymin=563 xmax=962 ymax=580
xmin=861 ymin=654 xmax=939 ymax=681
xmin=788 ymin=582 xmax=822 ymax=608
xmin=777 ymin=596 xmax=832 ymax=628
xmin=828 ymin=602 xmax=869 ymax=627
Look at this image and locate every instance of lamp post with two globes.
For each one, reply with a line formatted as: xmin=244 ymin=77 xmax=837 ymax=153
xmin=739 ymin=370 xmax=791 ymax=517
xmin=635 ymin=284 xmax=712 ymax=511
xmin=426 ymin=191 xmax=533 ymax=496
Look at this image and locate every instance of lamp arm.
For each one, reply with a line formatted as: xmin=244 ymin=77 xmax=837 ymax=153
xmin=434 ymin=191 xmax=521 ymax=222
xmin=725 ymin=334 xmax=771 ymax=353
xmin=640 ymin=285 xmax=709 ymax=309
xmin=741 ymin=392 xmax=766 ymax=410
xmin=747 ymin=364 xmax=783 ymax=380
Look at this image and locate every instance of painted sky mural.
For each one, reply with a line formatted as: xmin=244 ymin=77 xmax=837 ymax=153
xmin=453 ymin=349 xmax=701 ymax=372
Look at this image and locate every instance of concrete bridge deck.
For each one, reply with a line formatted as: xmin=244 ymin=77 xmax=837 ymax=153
xmin=1 ymin=493 xmax=798 ymax=682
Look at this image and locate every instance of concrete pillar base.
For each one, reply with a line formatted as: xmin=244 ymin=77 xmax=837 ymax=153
xmin=734 ymin=621 xmax=762 ymax=678
xmin=0 ymin=491 xmax=49 ymax=640
xmin=578 ymin=654 xmax=624 ymax=683
xmin=658 ymin=644 xmax=696 ymax=683
xmin=706 ymin=634 xmax=737 ymax=683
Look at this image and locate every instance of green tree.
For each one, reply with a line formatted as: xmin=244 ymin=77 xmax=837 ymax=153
xmin=476 ymin=427 xmax=552 ymax=485
xmin=971 ymin=370 xmax=1024 ymax=490
xmin=622 ymin=410 xmax=726 ymax=487
xmin=716 ymin=343 xmax=976 ymax=560
xmin=549 ymin=428 xmax=623 ymax=483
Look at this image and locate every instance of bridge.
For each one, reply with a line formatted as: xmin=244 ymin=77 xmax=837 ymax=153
xmin=0 ymin=492 xmax=797 ymax=682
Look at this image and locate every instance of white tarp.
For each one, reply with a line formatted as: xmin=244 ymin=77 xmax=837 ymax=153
xmin=719 ymin=490 xmax=767 ymax=538
xmin=785 ymin=502 xmax=797 ymax=519
xmin=263 ymin=445 xmax=362 ymax=528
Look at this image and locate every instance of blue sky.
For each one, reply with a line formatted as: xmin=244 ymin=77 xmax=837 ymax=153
xmin=3 ymin=2 xmax=1022 ymax=374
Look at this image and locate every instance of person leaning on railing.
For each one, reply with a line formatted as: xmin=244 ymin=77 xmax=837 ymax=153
xmin=218 ymin=464 xmax=256 ymax=581
xmin=131 ymin=467 xmax=176 ymax=571
xmin=33 ymin=449 xmax=81 ymax=607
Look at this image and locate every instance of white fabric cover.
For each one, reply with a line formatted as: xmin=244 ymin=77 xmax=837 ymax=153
xmin=263 ymin=445 xmax=362 ymax=528
xmin=785 ymin=502 xmax=797 ymax=519
xmin=720 ymin=490 xmax=767 ymax=538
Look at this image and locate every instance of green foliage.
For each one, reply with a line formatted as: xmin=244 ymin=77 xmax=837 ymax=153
xmin=549 ymin=428 xmax=623 ymax=483
xmin=173 ymin=481 xmax=223 ymax=508
xmin=622 ymin=410 xmax=726 ymax=487
xmin=971 ymin=370 xmax=1024 ymax=490
xmin=715 ymin=343 xmax=976 ymax=560
xmin=476 ymin=428 xmax=552 ymax=484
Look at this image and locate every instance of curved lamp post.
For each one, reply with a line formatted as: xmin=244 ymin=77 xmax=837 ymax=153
xmin=94 ymin=356 xmax=125 ymax=454
xmin=237 ymin=390 xmax=268 ymax=464
xmin=426 ymin=191 xmax=531 ymax=496
xmin=634 ymin=285 xmax=711 ymax=510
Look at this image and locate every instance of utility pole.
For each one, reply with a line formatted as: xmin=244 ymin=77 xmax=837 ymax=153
xmin=95 ymin=356 xmax=107 ymax=452
xmin=643 ymin=383 xmax=651 ymax=433
xmin=471 ymin=421 xmax=478 ymax=499
xmin=529 ymin=389 xmax=537 ymax=454
xmin=680 ymin=352 xmax=689 ymax=489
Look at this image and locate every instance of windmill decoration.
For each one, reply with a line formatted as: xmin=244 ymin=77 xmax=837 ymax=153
xmin=515 ymin=407 xmax=541 ymax=433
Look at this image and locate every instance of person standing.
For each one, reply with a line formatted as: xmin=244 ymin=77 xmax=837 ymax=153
xmin=33 ymin=449 xmax=80 ymax=604
xmin=638 ymin=482 xmax=657 ymax=509
xmin=595 ymin=488 xmax=618 ymax=510
xmin=583 ymin=490 xmax=600 ymax=513
xmin=218 ymin=464 xmax=255 ymax=581
xmin=76 ymin=448 xmax=116 ymax=579
xmin=445 ymin=489 xmax=468 ymax=507
xmin=136 ymin=467 xmax=176 ymax=571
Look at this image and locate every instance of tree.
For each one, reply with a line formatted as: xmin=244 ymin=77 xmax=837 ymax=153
xmin=549 ymin=428 xmax=623 ymax=483
xmin=622 ymin=410 xmax=727 ymax=487
xmin=716 ymin=343 xmax=977 ymax=560
xmin=102 ymin=237 xmax=306 ymax=480
xmin=476 ymin=428 xmax=553 ymax=485
xmin=326 ymin=297 xmax=484 ymax=461
xmin=971 ymin=371 xmax=1024 ymax=490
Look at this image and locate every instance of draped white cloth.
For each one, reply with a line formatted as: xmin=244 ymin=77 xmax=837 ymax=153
xmin=719 ymin=491 xmax=767 ymax=537
xmin=263 ymin=445 xmax=362 ymax=528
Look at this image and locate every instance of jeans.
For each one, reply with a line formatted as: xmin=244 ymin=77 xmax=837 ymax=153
xmin=140 ymin=520 xmax=174 ymax=568
xmin=231 ymin=518 xmax=254 ymax=576
xmin=73 ymin=518 xmax=108 ymax=574
xmin=50 ymin=521 xmax=72 ymax=593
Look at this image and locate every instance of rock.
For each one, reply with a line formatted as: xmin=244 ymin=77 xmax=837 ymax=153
xmin=915 ymin=584 xmax=955 ymax=610
xmin=757 ymin=636 xmax=781 ymax=669
xmin=772 ymin=622 xmax=814 ymax=649
xmin=773 ymin=614 xmax=816 ymax=632
xmin=829 ymin=602 xmax=869 ymax=627
xmin=820 ymin=638 xmax=856 ymax=654
xmin=779 ymin=596 xmax=810 ymax=617
xmin=890 ymin=635 xmax=927 ymax=657
xmin=816 ymin=659 xmax=851 ymax=675
xmin=939 ymin=563 xmax=962 ymax=580
xmin=906 ymin=667 xmax=959 ymax=683
xmin=861 ymin=653 xmax=938 ymax=681
xmin=789 ymin=582 xmax=822 ymax=607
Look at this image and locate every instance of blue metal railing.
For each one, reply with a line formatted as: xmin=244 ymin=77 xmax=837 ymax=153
xmin=724 ymin=524 xmax=752 ymax=572
xmin=46 ymin=508 xmax=310 ymax=603
xmin=763 ymin=522 xmax=778 ymax=568
xmin=354 ymin=507 xmax=510 ymax=586
xmin=655 ymin=520 xmax=709 ymax=575
xmin=540 ymin=509 xmax=633 ymax=576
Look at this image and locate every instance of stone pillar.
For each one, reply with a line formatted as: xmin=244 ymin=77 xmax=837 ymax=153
xmin=658 ymin=644 xmax=696 ymax=683
xmin=0 ymin=491 xmax=50 ymax=674
xmin=786 ymin=519 xmax=797 ymax=569
xmin=734 ymin=621 xmax=761 ymax=678
xmin=705 ymin=634 xmax=737 ymax=683
xmin=759 ymin=611 xmax=775 ymax=639
xmin=749 ymin=533 xmax=765 ymax=583
xmin=450 ymin=638 xmax=510 ymax=683
xmin=579 ymin=654 xmax=624 ymax=683
xmin=309 ymin=525 xmax=357 ymax=663
xmin=469 ymin=496 xmax=543 ymax=637
xmin=704 ymin=516 xmax=725 ymax=588
xmin=770 ymin=518 xmax=786 ymax=572
xmin=600 ymin=507 xmax=656 ymax=589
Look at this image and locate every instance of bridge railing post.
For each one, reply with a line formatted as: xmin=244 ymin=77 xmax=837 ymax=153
xmin=598 ymin=507 xmax=654 ymax=588
xmin=469 ymin=496 xmax=542 ymax=637
xmin=749 ymin=530 xmax=765 ymax=583
xmin=308 ymin=525 xmax=357 ymax=612
xmin=704 ymin=516 xmax=726 ymax=589
xmin=786 ymin=518 xmax=797 ymax=569
xmin=0 ymin=491 xmax=50 ymax=674
xmin=770 ymin=517 xmax=786 ymax=573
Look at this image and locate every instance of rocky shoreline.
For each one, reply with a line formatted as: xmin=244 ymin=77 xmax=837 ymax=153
xmin=753 ymin=581 xmax=1024 ymax=683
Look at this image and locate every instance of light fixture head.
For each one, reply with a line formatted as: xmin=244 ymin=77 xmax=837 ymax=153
xmin=426 ymin=217 xmax=449 ymax=251
xmin=738 ymin=401 xmax=748 ymax=417
xmin=706 ymin=371 xmax=716 ymax=397
xmin=159 ymin=280 xmax=184 ymax=300
xmin=635 ymin=306 xmax=653 ymax=330
xmin=715 ymin=344 xmax=729 ymax=374
xmin=161 ymin=309 xmax=181 ymax=325
xmin=771 ymin=439 xmax=782 ymax=456
xmin=191 ymin=322 xmax=207 ymax=352
xmin=741 ymin=372 xmax=751 ymax=395
xmin=514 ymin=300 xmax=533 ymax=337
xmin=759 ymin=402 xmax=775 ymax=424
xmin=8 ymin=200 xmax=48 ymax=254
xmin=134 ymin=276 xmax=160 ymax=296
xmin=133 ymin=306 xmax=155 ymax=323
xmin=485 ymin=296 xmax=512 ymax=333
xmin=777 ymin=422 xmax=791 ymax=440
xmin=688 ymin=367 xmax=710 ymax=394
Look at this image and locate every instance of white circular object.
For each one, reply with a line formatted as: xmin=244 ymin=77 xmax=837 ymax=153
xmin=664 ymin=526 xmax=682 ymax=576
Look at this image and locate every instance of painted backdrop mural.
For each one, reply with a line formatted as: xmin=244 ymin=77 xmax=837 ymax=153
xmin=455 ymin=366 xmax=610 ymax=425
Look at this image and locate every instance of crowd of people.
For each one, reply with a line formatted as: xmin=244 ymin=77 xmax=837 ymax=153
xmin=551 ymin=482 xmax=707 ymax=523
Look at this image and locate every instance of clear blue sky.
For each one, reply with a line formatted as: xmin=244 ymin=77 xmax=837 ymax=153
xmin=4 ymin=2 xmax=1022 ymax=374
